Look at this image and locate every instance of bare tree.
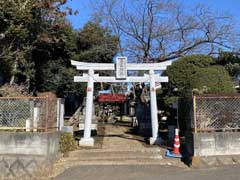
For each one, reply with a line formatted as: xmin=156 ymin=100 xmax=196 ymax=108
xmin=90 ymin=0 xmax=239 ymax=62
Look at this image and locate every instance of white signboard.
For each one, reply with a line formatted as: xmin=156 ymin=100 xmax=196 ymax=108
xmin=116 ymin=56 xmax=127 ymax=79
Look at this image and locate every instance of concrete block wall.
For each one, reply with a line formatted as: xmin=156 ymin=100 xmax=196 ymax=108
xmin=0 ymin=132 xmax=60 ymax=156
xmin=0 ymin=132 xmax=60 ymax=179
xmin=0 ymin=155 xmax=53 ymax=179
xmin=194 ymin=132 xmax=240 ymax=156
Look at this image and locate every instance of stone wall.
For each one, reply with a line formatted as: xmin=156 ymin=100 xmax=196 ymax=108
xmin=0 ymin=155 xmax=54 ymax=179
xmin=194 ymin=132 xmax=240 ymax=156
xmin=0 ymin=132 xmax=60 ymax=179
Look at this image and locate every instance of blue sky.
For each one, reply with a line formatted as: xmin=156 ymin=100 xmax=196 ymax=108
xmin=65 ymin=0 xmax=240 ymax=30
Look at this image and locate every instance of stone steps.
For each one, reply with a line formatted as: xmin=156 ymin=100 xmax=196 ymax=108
xmin=70 ymin=147 xmax=161 ymax=154
xmin=57 ymin=158 xmax=167 ymax=166
xmin=54 ymin=148 xmax=181 ymax=168
xmin=63 ymin=150 xmax=163 ymax=162
xmin=52 ymin=151 xmax=179 ymax=178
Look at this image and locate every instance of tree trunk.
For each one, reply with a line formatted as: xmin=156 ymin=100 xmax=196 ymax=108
xmin=10 ymin=60 xmax=17 ymax=85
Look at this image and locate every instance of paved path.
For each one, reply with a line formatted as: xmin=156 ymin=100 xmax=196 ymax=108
xmin=99 ymin=121 xmax=155 ymax=151
xmin=54 ymin=165 xmax=240 ymax=180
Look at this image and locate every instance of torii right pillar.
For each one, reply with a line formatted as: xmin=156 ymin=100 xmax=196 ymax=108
xmin=149 ymin=70 xmax=161 ymax=145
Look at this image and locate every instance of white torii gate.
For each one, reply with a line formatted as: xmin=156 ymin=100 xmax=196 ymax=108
xmin=71 ymin=57 xmax=172 ymax=146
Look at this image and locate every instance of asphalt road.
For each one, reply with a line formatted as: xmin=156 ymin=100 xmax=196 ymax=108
xmin=54 ymin=165 xmax=240 ymax=180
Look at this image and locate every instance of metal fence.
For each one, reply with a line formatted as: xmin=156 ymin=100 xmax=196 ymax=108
xmin=0 ymin=96 xmax=63 ymax=131
xmin=193 ymin=95 xmax=240 ymax=132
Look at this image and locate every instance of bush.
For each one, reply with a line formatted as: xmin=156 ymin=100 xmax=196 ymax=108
xmin=191 ymin=66 xmax=235 ymax=94
xmin=165 ymin=55 xmax=215 ymax=96
xmin=165 ymin=54 xmax=235 ymax=96
xmin=59 ymin=132 xmax=77 ymax=155
xmin=0 ymin=84 xmax=31 ymax=97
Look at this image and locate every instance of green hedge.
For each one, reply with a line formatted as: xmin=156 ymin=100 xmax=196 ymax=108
xmin=59 ymin=132 xmax=77 ymax=156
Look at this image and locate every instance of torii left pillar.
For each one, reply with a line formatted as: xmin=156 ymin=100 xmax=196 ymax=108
xmin=79 ymin=69 xmax=94 ymax=146
xmin=149 ymin=70 xmax=161 ymax=145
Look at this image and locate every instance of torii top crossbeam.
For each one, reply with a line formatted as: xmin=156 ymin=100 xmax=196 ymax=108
xmin=71 ymin=60 xmax=171 ymax=71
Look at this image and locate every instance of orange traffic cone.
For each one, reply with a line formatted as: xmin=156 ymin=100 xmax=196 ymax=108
xmin=172 ymin=128 xmax=181 ymax=155
xmin=165 ymin=128 xmax=182 ymax=158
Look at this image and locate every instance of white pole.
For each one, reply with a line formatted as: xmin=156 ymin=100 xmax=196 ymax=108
xmin=56 ymin=98 xmax=60 ymax=130
xmin=25 ymin=119 xmax=31 ymax=132
xmin=149 ymin=70 xmax=160 ymax=145
xmin=33 ymin=107 xmax=39 ymax=132
xmin=59 ymin=99 xmax=65 ymax=131
xmin=79 ymin=69 xmax=94 ymax=146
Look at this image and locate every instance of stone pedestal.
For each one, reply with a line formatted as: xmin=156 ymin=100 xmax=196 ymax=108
xmin=149 ymin=137 xmax=163 ymax=145
xmin=79 ymin=138 xmax=94 ymax=147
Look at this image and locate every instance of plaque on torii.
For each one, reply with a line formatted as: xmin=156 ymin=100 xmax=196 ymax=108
xmin=71 ymin=57 xmax=171 ymax=146
xmin=116 ymin=57 xmax=127 ymax=79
